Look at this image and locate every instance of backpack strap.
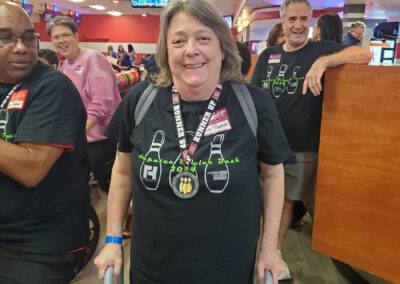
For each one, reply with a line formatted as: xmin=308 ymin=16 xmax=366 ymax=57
xmin=134 ymin=83 xmax=159 ymax=125
xmin=230 ymin=82 xmax=258 ymax=139
xmin=134 ymin=82 xmax=258 ymax=139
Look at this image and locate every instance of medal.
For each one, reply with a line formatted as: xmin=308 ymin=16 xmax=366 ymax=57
xmin=170 ymin=83 xmax=222 ymax=199
xmin=171 ymin=171 xmax=199 ymax=199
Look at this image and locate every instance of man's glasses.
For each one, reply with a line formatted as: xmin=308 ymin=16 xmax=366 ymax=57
xmin=50 ymin=33 xmax=73 ymax=42
xmin=0 ymin=34 xmax=38 ymax=48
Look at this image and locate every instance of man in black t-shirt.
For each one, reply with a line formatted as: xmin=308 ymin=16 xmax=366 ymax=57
xmin=0 ymin=2 xmax=89 ymax=283
xmin=251 ymin=0 xmax=372 ymax=280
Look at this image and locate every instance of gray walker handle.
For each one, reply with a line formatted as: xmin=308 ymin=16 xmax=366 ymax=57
xmin=104 ymin=266 xmax=124 ymax=284
xmin=104 ymin=266 xmax=114 ymax=284
xmin=103 ymin=247 xmax=124 ymax=284
xmin=264 ymin=270 xmax=273 ymax=284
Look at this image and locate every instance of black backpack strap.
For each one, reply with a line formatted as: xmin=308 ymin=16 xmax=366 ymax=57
xmin=230 ymin=82 xmax=258 ymax=139
xmin=134 ymin=83 xmax=159 ymax=125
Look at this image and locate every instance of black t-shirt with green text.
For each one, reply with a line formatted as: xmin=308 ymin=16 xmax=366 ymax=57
xmin=106 ymin=80 xmax=293 ymax=284
xmin=251 ymin=40 xmax=345 ymax=152
xmin=0 ymin=61 xmax=89 ymax=255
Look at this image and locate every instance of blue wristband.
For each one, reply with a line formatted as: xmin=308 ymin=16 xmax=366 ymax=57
xmin=105 ymin=236 xmax=123 ymax=245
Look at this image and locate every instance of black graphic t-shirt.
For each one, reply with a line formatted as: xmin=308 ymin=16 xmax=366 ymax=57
xmin=0 ymin=61 xmax=89 ymax=255
xmin=106 ymin=80 xmax=293 ymax=284
xmin=251 ymin=40 xmax=345 ymax=152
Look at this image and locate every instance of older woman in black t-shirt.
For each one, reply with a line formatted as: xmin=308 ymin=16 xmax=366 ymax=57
xmin=94 ymin=1 xmax=294 ymax=283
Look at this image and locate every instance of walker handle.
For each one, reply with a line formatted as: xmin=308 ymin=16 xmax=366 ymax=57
xmin=264 ymin=270 xmax=273 ymax=284
xmin=104 ymin=266 xmax=114 ymax=284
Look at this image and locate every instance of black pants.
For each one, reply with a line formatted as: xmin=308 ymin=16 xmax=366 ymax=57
xmin=88 ymin=138 xmax=117 ymax=193
xmin=0 ymin=246 xmax=84 ymax=284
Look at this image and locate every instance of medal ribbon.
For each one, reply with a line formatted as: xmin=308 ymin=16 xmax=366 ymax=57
xmin=171 ymin=83 xmax=222 ymax=168
xmin=1 ymin=83 xmax=22 ymax=109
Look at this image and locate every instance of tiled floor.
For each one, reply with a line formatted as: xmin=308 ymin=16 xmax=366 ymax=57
xmin=72 ymin=188 xmax=392 ymax=284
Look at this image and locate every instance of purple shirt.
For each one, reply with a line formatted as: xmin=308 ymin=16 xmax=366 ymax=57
xmin=60 ymin=48 xmax=121 ymax=142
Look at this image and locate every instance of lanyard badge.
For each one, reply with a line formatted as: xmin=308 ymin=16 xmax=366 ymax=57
xmin=170 ymin=83 xmax=222 ymax=199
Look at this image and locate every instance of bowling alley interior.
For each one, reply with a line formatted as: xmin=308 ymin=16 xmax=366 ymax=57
xmin=1 ymin=0 xmax=399 ymax=283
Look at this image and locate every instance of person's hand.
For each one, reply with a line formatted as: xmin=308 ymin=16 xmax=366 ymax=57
xmin=94 ymin=243 xmax=123 ymax=279
xmin=302 ymin=57 xmax=327 ymax=96
xmin=257 ymin=247 xmax=285 ymax=284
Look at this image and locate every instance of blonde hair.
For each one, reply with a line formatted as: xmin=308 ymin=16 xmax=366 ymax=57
xmin=152 ymin=0 xmax=244 ymax=86
xmin=351 ymin=21 xmax=366 ymax=29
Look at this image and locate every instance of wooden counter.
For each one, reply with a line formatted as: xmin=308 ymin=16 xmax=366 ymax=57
xmin=312 ymin=64 xmax=400 ymax=283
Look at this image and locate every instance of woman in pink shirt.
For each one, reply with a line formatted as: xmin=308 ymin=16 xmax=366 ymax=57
xmin=47 ymin=16 xmax=121 ymax=193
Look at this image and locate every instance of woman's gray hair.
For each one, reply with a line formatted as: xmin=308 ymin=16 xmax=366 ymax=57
xmin=280 ymin=0 xmax=313 ymax=19
xmin=46 ymin=16 xmax=78 ymax=35
xmin=152 ymin=0 xmax=244 ymax=86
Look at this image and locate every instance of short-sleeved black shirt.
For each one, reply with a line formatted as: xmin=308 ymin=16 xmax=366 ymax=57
xmin=251 ymin=40 xmax=345 ymax=152
xmin=106 ymin=81 xmax=293 ymax=284
xmin=0 ymin=61 xmax=89 ymax=255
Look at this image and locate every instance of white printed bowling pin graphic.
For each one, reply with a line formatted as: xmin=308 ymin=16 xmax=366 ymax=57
xmin=262 ymin=66 xmax=274 ymax=94
xmin=204 ymin=134 xmax=229 ymax=193
xmin=169 ymin=131 xmax=197 ymax=186
xmin=140 ymin=130 xmax=165 ymax=190
xmin=287 ymin=66 xmax=300 ymax=95
xmin=0 ymin=110 xmax=9 ymax=141
xmin=272 ymin=64 xmax=288 ymax=98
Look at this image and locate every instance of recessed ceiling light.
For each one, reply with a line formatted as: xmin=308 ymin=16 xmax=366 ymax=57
xmin=69 ymin=0 xmax=85 ymax=3
xmin=113 ymin=0 xmax=119 ymax=3
xmin=89 ymin=5 xmax=106 ymax=10
xmin=108 ymin=11 xmax=122 ymax=16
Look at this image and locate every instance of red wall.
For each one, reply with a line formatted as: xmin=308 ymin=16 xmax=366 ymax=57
xmin=35 ymin=14 xmax=160 ymax=43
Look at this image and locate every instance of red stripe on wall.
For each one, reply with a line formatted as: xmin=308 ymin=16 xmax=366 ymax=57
xmin=395 ymin=43 xmax=400 ymax=59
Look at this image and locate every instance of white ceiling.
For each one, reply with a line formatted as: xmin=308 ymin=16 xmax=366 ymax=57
xmin=27 ymin=0 xmax=400 ymax=21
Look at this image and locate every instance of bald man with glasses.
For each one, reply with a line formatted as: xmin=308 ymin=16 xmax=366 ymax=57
xmin=0 ymin=2 xmax=89 ymax=283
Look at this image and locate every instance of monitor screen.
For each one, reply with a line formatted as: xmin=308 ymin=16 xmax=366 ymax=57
xmin=131 ymin=0 xmax=168 ymax=8
xmin=373 ymin=22 xmax=399 ymax=39
xmin=383 ymin=49 xmax=394 ymax=59
xmin=44 ymin=9 xmax=55 ymax=22
xmin=386 ymin=39 xmax=395 ymax=49
xmin=223 ymin=15 xmax=232 ymax=29
xmin=251 ymin=42 xmax=259 ymax=53
xmin=22 ymin=4 xmax=33 ymax=17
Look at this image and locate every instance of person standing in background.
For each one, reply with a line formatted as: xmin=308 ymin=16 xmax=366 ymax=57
xmin=251 ymin=0 xmax=372 ymax=280
xmin=236 ymin=41 xmax=251 ymax=77
xmin=117 ymin=44 xmax=131 ymax=68
xmin=312 ymin=13 xmax=343 ymax=43
xmin=257 ymin=23 xmax=285 ymax=54
xmin=47 ymin=16 xmax=121 ymax=193
xmin=38 ymin=48 xmax=59 ymax=68
xmin=267 ymin=23 xmax=285 ymax=48
xmin=106 ymin=45 xmax=117 ymax=58
xmin=0 ymin=2 xmax=89 ymax=283
xmin=127 ymin=43 xmax=137 ymax=66
xmin=342 ymin=21 xmax=366 ymax=46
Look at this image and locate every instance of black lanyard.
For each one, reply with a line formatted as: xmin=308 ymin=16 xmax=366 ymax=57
xmin=0 ymin=83 xmax=21 ymax=109
xmin=171 ymin=83 xmax=222 ymax=168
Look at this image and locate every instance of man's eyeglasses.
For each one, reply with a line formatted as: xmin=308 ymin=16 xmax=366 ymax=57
xmin=0 ymin=34 xmax=38 ymax=48
xmin=50 ymin=33 xmax=73 ymax=42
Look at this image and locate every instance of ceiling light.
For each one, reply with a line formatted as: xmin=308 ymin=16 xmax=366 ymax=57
xmin=89 ymin=5 xmax=106 ymax=10
xmin=69 ymin=0 xmax=85 ymax=3
xmin=113 ymin=0 xmax=119 ymax=3
xmin=108 ymin=11 xmax=122 ymax=16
